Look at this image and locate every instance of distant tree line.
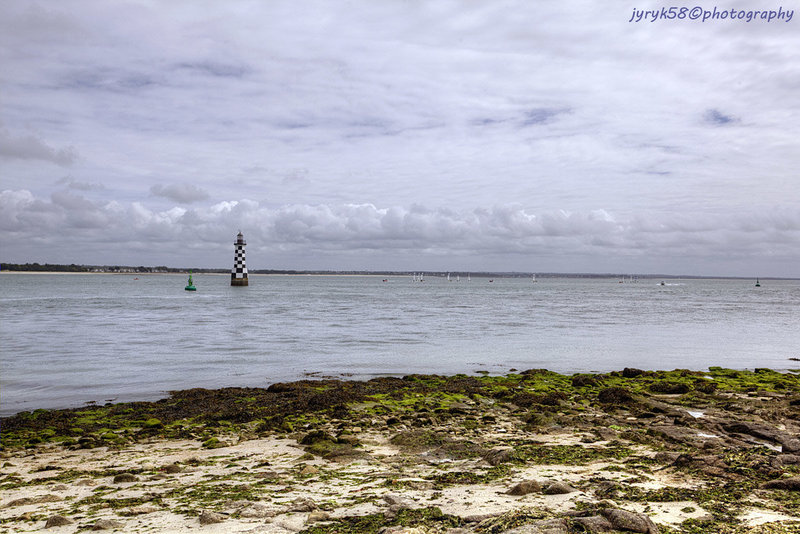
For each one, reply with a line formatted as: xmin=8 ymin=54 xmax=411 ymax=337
xmin=0 ymin=263 xmax=206 ymax=273
xmin=2 ymin=263 xmax=91 ymax=272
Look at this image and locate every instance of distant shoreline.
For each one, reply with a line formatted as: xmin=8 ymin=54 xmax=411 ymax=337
xmin=0 ymin=271 xmax=421 ymax=278
xmin=1 ymin=270 xmax=793 ymax=280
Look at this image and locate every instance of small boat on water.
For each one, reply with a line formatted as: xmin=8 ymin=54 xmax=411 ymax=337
xmin=755 ymin=278 xmax=761 ymax=287
xmin=185 ymin=271 xmax=196 ymax=291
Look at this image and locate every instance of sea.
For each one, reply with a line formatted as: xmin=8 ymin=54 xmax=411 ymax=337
xmin=1 ymin=273 xmax=798 ymax=416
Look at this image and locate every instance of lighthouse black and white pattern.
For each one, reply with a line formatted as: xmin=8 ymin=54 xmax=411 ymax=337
xmin=231 ymin=231 xmax=249 ymax=286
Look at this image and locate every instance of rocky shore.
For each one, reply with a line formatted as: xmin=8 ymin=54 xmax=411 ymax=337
xmin=2 ymin=367 xmax=800 ymax=533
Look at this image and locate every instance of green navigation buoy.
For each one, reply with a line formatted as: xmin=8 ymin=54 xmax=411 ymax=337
xmin=185 ymin=271 xmax=196 ymax=291
xmin=755 ymin=278 xmax=760 ymax=287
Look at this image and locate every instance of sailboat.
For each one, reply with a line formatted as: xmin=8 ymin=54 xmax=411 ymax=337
xmin=184 ymin=271 xmax=196 ymax=291
xmin=532 ymin=274 xmax=537 ymax=283
xmin=447 ymin=272 xmax=451 ymax=282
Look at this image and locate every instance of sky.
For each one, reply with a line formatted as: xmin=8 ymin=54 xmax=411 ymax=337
xmin=1 ymin=1 xmax=798 ymax=276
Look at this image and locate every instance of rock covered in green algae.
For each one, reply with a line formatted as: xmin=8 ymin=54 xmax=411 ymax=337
xmin=762 ymin=477 xmax=800 ymax=490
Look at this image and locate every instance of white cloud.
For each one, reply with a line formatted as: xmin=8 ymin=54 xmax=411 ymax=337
xmin=1 ymin=190 xmax=797 ymax=275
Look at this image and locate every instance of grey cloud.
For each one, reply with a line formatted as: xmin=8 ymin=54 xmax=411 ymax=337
xmin=0 ymin=3 xmax=84 ymax=48
xmin=176 ymin=61 xmax=250 ymax=78
xmin=704 ymin=109 xmax=738 ymax=126
xmin=63 ymin=67 xmax=161 ymax=93
xmin=0 ymin=129 xmax=77 ymax=166
xmin=55 ymin=177 xmax=106 ymax=191
xmin=150 ymin=184 xmax=210 ymax=204
xmin=521 ymin=108 xmax=567 ymax=126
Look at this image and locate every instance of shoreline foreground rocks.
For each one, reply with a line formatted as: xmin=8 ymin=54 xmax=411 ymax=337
xmin=2 ymin=367 xmax=800 ymax=533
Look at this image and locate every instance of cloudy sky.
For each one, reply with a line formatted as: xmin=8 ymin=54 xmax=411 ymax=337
xmin=1 ymin=1 xmax=798 ymax=276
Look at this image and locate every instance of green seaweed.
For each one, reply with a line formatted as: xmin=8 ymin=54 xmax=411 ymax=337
xmin=300 ymin=507 xmax=462 ymax=534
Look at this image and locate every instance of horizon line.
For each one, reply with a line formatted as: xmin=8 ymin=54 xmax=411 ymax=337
xmin=0 ymin=262 xmax=788 ymax=280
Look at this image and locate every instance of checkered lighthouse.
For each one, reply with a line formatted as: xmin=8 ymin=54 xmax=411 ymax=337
xmin=231 ymin=231 xmax=249 ymax=286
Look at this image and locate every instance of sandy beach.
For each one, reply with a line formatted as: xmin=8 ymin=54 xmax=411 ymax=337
xmin=2 ymin=368 xmax=800 ymax=533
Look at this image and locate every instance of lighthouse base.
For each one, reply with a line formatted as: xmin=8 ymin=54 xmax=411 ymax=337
xmin=231 ymin=278 xmax=249 ymax=286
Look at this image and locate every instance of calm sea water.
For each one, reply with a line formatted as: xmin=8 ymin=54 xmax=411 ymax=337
xmin=1 ymin=273 xmax=798 ymax=416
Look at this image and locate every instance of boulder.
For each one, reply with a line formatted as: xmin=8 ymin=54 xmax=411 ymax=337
xmin=306 ymin=510 xmax=330 ymax=523
xmin=4 ymin=494 xmax=61 ymax=507
xmin=91 ymin=519 xmax=124 ymax=530
xmin=484 ymin=447 xmax=515 ymax=466
xmin=654 ymin=451 xmax=681 ymax=464
xmin=598 ymin=387 xmax=634 ymax=405
xmin=502 ymin=518 xmax=571 ymax=534
xmin=162 ymin=463 xmax=182 ymax=473
xmin=300 ymin=465 xmax=319 ymax=476
xmin=573 ymin=515 xmax=615 ymax=532
xmin=761 ymin=476 xmax=800 ymax=491
xmin=542 ymin=481 xmax=576 ymax=495
xmin=383 ymin=493 xmax=416 ymax=509
xmin=198 ymin=510 xmax=225 ymax=524
xmin=600 ymin=508 xmax=659 ymax=533
xmin=286 ymin=497 xmax=317 ymax=512
xmin=112 ymin=473 xmax=138 ymax=483
xmin=571 ymin=375 xmax=598 ymax=387
xmin=772 ymin=454 xmax=800 ymax=468
xmin=507 ymin=480 xmax=541 ymax=495
xmin=622 ymin=368 xmax=645 ymax=378
xmin=44 ymin=515 xmax=73 ymax=527
xmin=723 ymin=422 xmax=782 ymax=443
xmin=780 ymin=438 xmax=800 ymax=453
xmin=649 ymin=382 xmax=690 ymax=394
